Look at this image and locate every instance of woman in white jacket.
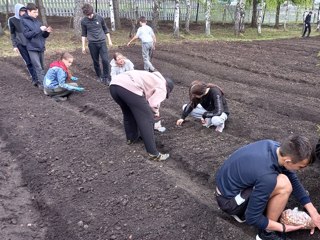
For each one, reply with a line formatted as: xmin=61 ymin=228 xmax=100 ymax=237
xmin=110 ymin=52 xmax=134 ymax=80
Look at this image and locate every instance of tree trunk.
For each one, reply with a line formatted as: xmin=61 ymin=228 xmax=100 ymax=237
xmin=112 ymin=0 xmax=121 ymax=30
xmin=109 ymin=0 xmax=115 ymax=31
xmin=129 ymin=0 xmax=139 ymax=38
xmin=35 ymin=0 xmax=47 ymax=26
xmin=234 ymin=0 xmax=245 ymax=36
xmin=0 ymin=23 xmax=4 ymax=36
xmin=184 ymin=0 xmax=191 ymax=33
xmin=73 ymin=0 xmax=85 ymax=38
xmin=152 ymin=0 xmax=160 ymax=33
xmin=205 ymin=0 xmax=211 ymax=36
xmin=274 ymin=1 xmax=281 ymax=29
xmin=251 ymin=0 xmax=258 ymax=27
xmin=173 ymin=0 xmax=180 ymax=38
xmin=257 ymin=0 xmax=264 ymax=35
xmin=284 ymin=1 xmax=289 ymax=31
xmin=317 ymin=4 xmax=320 ymax=31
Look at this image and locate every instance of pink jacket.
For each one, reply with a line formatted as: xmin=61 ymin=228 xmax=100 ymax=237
xmin=110 ymin=70 xmax=167 ymax=115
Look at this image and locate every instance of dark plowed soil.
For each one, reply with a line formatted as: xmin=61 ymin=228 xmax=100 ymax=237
xmin=1 ymin=20 xmax=320 ymax=240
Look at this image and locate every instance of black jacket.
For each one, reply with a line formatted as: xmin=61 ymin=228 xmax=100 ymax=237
xmin=181 ymin=87 xmax=229 ymax=119
xmin=81 ymin=14 xmax=109 ymax=43
xmin=21 ymin=14 xmax=50 ymax=51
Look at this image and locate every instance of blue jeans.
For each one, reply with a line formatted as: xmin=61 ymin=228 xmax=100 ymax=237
xmin=88 ymin=41 xmax=110 ymax=79
xmin=17 ymin=44 xmax=37 ymax=83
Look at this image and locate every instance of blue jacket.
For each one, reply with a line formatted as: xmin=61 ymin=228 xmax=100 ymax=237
xmin=44 ymin=67 xmax=78 ymax=91
xmin=21 ymin=14 xmax=49 ymax=51
xmin=216 ymin=140 xmax=310 ymax=230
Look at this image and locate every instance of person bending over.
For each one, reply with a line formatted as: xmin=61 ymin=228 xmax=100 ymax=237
xmin=176 ymin=80 xmax=229 ymax=132
xmin=109 ymin=70 xmax=174 ymax=161
xmin=43 ymin=52 xmax=84 ymax=102
xmin=215 ymin=135 xmax=320 ymax=240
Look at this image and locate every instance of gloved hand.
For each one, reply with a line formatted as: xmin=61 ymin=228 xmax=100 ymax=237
xmin=74 ymin=87 xmax=85 ymax=92
xmin=71 ymin=76 xmax=78 ymax=81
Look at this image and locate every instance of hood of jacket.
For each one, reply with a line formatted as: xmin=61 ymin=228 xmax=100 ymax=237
xmin=14 ymin=3 xmax=25 ymax=19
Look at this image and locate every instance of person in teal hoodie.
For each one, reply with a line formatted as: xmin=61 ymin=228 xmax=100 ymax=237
xmin=8 ymin=3 xmax=37 ymax=85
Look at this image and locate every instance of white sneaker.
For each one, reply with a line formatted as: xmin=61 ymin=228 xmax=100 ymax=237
xmin=148 ymin=153 xmax=169 ymax=161
xmin=215 ymin=123 xmax=225 ymax=132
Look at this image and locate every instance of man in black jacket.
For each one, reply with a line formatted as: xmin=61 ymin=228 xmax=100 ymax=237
xmin=302 ymin=11 xmax=312 ymax=38
xmin=21 ymin=3 xmax=52 ymax=88
xmin=8 ymin=3 xmax=37 ymax=85
xmin=81 ymin=3 xmax=113 ymax=85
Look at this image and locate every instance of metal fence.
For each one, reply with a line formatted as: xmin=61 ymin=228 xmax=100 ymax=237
xmin=0 ymin=0 xmax=317 ymax=24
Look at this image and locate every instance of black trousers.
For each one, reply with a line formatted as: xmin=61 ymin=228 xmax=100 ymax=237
xmin=88 ymin=41 xmax=110 ymax=79
xmin=17 ymin=44 xmax=37 ymax=83
xmin=110 ymin=85 xmax=158 ymax=155
xmin=302 ymin=23 xmax=311 ymax=37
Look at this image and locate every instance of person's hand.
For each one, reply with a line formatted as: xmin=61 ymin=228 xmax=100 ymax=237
xmin=284 ymin=224 xmax=305 ymax=232
xmin=176 ymin=119 xmax=184 ymax=126
xmin=71 ymin=76 xmax=78 ymax=81
xmin=127 ymin=42 xmax=131 ymax=47
xmin=74 ymin=87 xmax=85 ymax=92
xmin=46 ymin=26 xmax=53 ymax=32
xmin=13 ymin=48 xmax=19 ymax=53
xmin=201 ymin=118 xmax=206 ymax=124
xmin=109 ymin=41 xmax=113 ymax=47
xmin=40 ymin=26 xmax=47 ymax=31
xmin=309 ymin=212 xmax=320 ymax=234
xmin=82 ymin=47 xmax=86 ymax=54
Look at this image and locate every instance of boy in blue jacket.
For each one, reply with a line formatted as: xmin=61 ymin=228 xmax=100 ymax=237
xmin=21 ymin=3 xmax=52 ymax=88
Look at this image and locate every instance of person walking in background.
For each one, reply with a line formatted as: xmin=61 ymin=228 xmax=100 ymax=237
xmin=109 ymin=70 xmax=174 ymax=161
xmin=43 ymin=52 xmax=85 ymax=102
xmin=81 ymin=3 xmax=113 ymax=85
xmin=127 ymin=16 xmax=157 ymax=72
xmin=21 ymin=2 xmax=52 ymax=88
xmin=176 ymin=80 xmax=229 ymax=133
xmin=110 ymin=52 xmax=134 ymax=79
xmin=302 ymin=11 xmax=312 ymax=37
xmin=8 ymin=3 xmax=37 ymax=85
xmin=215 ymin=135 xmax=320 ymax=240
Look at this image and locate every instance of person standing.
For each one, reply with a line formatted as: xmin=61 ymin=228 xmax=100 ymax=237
xmin=302 ymin=11 xmax=312 ymax=38
xmin=176 ymin=80 xmax=229 ymax=132
xmin=215 ymin=135 xmax=320 ymax=240
xmin=109 ymin=70 xmax=174 ymax=161
xmin=127 ymin=16 xmax=157 ymax=72
xmin=81 ymin=3 xmax=113 ymax=85
xmin=21 ymin=3 xmax=52 ymax=88
xmin=110 ymin=52 xmax=134 ymax=79
xmin=8 ymin=3 xmax=37 ymax=85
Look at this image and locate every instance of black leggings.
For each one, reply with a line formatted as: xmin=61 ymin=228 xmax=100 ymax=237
xmin=110 ymin=85 xmax=158 ymax=155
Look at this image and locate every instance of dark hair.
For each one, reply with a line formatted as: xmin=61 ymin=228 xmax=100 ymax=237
xmin=189 ymin=80 xmax=223 ymax=107
xmin=60 ymin=52 xmax=73 ymax=61
xmin=139 ymin=16 xmax=147 ymax=23
xmin=113 ymin=52 xmax=124 ymax=61
xmin=26 ymin=3 xmax=37 ymax=11
xmin=82 ymin=3 xmax=93 ymax=16
xmin=279 ymin=135 xmax=313 ymax=164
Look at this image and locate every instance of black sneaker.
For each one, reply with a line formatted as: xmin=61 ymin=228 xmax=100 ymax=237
xmin=256 ymin=229 xmax=290 ymax=240
xmin=53 ymin=96 xmax=68 ymax=102
xmin=231 ymin=214 xmax=246 ymax=223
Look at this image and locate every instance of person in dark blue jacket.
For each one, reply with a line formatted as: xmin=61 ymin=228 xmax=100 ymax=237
xmin=215 ymin=135 xmax=320 ymax=240
xmin=8 ymin=3 xmax=37 ymax=84
xmin=302 ymin=11 xmax=312 ymax=38
xmin=176 ymin=80 xmax=229 ymax=132
xmin=21 ymin=3 xmax=52 ymax=88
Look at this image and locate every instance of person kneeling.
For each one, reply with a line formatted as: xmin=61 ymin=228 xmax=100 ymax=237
xmin=43 ymin=52 xmax=84 ymax=102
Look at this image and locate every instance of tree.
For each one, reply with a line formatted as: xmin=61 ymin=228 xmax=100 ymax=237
xmin=274 ymin=0 xmax=282 ymax=28
xmin=73 ymin=0 xmax=85 ymax=38
xmin=109 ymin=0 xmax=115 ymax=31
xmin=257 ymin=0 xmax=265 ymax=34
xmin=234 ymin=0 xmax=245 ymax=36
xmin=35 ymin=0 xmax=47 ymax=26
xmin=152 ymin=0 xmax=160 ymax=33
xmin=185 ymin=0 xmax=191 ymax=33
xmin=251 ymin=0 xmax=258 ymax=27
xmin=205 ymin=0 xmax=212 ymax=36
xmin=129 ymin=0 xmax=139 ymax=38
xmin=173 ymin=0 xmax=180 ymax=38
xmin=112 ymin=0 xmax=121 ymax=30
xmin=283 ymin=0 xmax=289 ymax=31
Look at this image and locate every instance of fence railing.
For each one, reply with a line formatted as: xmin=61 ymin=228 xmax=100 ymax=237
xmin=0 ymin=0 xmax=318 ymax=25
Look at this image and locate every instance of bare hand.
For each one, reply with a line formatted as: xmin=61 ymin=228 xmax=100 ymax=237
xmin=284 ymin=224 xmax=305 ymax=232
xmin=82 ymin=48 xmax=86 ymax=54
xmin=176 ymin=119 xmax=184 ymax=126
xmin=13 ymin=48 xmax=19 ymax=53
xmin=46 ymin=26 xmax=53 ymax=32
xmin=201 ymin=118 xmax=206 ymax=124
